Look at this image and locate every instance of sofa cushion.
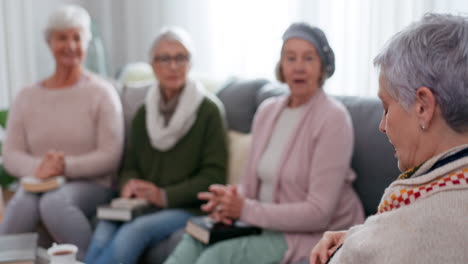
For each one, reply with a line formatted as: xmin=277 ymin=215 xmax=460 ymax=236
xmin=216 ymin=78 xmax=269 ymax=133
xmin=227 ymin=131 xmax=252 ymax=185
xmin=120 ymin=82 xmax=152 ymax=136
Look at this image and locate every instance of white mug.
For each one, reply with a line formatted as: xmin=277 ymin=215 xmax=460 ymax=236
xmin=47 ymin=243 xmax=78 ymax=264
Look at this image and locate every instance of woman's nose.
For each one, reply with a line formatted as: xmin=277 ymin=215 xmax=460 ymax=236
xmin=378 ymin=114 xmax=386 ymax=134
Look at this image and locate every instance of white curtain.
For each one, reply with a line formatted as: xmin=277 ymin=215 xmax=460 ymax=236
xmin=2 ymin=0 xmax=468 ymax=109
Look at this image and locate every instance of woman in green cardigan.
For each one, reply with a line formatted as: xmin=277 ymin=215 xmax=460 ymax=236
xmin=85 ymin=26 xmax=227 ymax=264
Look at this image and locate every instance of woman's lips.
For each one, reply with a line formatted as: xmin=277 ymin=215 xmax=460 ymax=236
xmin=293 ymin=79 xmax=305 ymax=84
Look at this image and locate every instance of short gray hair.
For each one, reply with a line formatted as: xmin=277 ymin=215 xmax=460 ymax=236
xmin=374 ymin=13 xmax=468 ymax=133
xmin=44 ymin=5 xmax=92 ymax=47
xmin=149 ymin=26 xmax=194 ymax=60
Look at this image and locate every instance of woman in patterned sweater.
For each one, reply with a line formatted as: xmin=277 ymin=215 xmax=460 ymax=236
xmin=311 ymin=13 xmax=468 ymax=264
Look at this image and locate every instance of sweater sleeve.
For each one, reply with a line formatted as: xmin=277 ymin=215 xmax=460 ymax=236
xmin=64 ymin=85 xmax=124 ymax=179
xmin=3 ymin=89 xmax=42 ymax=178
xmin=240 ymin=106 xmax=355 ymax=232
xmin=118 ymin=107 xmax=144 ymax=188
xmin=165 ymin=103 xmax=228 ymax=208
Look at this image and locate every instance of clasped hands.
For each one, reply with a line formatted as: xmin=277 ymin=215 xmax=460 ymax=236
xmin=309 ymin=230 xmax=347 ymax=264
xmin=35 ymin=150 xmax=65 ymax=179
xmin=121 ymin=179 xmax=165 ymax=208
xmin=198 ymin=184 xmax=245 ymax=225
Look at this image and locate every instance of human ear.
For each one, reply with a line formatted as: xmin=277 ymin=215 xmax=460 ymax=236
xmin=414 ymin=86 xmax=436 ymax=130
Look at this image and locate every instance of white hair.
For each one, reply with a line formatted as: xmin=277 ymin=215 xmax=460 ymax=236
xmin=374 ymin=13 xmax=468 ymax=133
xmin=149 ymin=26 xmax=195 ymax=60
xmin=44 ymin=5 xmax=92 ymax=48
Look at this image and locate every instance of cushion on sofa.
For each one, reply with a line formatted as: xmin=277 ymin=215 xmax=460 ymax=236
xmin=227 ymin=131 xmax=251 ymax=185
xmin=216 ymin=78 xmax=269 ymax=133
xmin=120 ymin=82 xmax=152 ymax=136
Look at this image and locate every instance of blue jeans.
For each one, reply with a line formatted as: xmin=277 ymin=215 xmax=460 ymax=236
xmin=85 ymin=209 xmax=192 ymax=264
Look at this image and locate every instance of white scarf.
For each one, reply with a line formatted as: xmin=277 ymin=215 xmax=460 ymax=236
xmin=145 ymin=79 xmax=206 ymax=151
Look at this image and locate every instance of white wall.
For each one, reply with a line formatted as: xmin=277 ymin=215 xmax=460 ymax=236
xmin=2 ymin=0 xmax=468 ymax=109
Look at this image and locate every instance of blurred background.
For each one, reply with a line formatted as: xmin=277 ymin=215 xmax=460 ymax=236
xmin=1 ymin=0 xmax=468 ymax=109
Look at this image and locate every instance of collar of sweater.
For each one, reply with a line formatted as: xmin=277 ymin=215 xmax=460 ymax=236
xmin=377 ymin=144 xmax=468 ymax=214
xmin=145 ymin=79 xmax=206 ymax=151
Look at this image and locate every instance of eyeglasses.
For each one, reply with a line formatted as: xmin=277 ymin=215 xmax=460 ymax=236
xmin=153 ymin=54 xmax=189 ymax=67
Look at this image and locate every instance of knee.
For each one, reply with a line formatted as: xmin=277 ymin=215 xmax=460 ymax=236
xmin=113 ymin=221 xmax=144 ymax=241
xmin=0 ymin=191 xmax=39 ymax=233
xmin=197 ymin=247 xmax=225 ymax=263
xmin=6 ymin=190 xmax=38 ymax=211
xmin=39 ymin=191 xmax=60 ymax=210
xmin=197 ymin=240 xmax=235 ymax=263
xmin=39 ymin=191 xmax=69 ymax=221
xmin=92 ymin=221 xmax=119 ymax=246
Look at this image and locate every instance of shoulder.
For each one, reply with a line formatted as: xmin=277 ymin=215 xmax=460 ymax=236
xmin=198 ymin=93 xmax=225 ymax=120
xmin=84 ymin=72 xmax=119 ymax=97
xmin=258 ymin=95 xmax=287 ymax=112
xmin=10 ymin=83 xmax=42 ymax=108
xmin=133 ymin=104 xmax=147 ymax=124
xmin=201 ymin=93 xmax=223 ymax=112
xmin=84 ymin=72 xmax=121 ymax=106
xmin=319 ymin=94 xmax=352 ymax=122
xmin=255 ymin=95 xmax=288 ymax=120
xmin=129 ymin=105 xmax=147 ymax=138
xmin=16 ymin=82 xmax=43 ymax=97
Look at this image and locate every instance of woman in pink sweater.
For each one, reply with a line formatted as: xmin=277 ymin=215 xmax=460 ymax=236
xmin=165 ymin=23 xmax=364 ymax=264
xmin=0 ymin=5 xmax=123 ymax=260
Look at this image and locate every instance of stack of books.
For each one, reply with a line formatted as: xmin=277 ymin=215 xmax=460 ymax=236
xmin=185 ymin=216 xmax=262 ymax=245
xmin=97 ymin=198 xmax=157 ymax=222
xmin=0 ymin=232 xmax=37 ymax=264
xmin=21 ymin=176 xmax=65 ymax=193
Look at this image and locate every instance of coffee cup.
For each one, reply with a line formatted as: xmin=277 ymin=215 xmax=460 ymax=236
xmin=47 ymin=243 xmax=78 ymax=264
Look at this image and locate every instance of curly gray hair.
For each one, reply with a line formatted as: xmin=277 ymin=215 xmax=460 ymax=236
xmin=374 ymin=13 xmax=468 ymax=133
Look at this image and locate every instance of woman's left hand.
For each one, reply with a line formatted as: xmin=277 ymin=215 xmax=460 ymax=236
xmin=214 ymin=185 xmax=245 ymax=225
xmin=132 ymin=180 xmax=164 ymax=207
xmin=210 ymin=185 xmax=245 ymax=225
xmin=198 ymin=184 xmax=245 ymax=225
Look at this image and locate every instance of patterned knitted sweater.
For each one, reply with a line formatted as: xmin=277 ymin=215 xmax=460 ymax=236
xmin=329 ymin=145 xmax=468 ymax=264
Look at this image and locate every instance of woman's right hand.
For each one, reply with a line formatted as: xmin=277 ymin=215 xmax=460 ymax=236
xmin=198 ymin=184 xmax=226 ymax=212
xmin=198 ymin=184 xmax=230 ymax=223
xmin=121 ymin=180 xmax=136 ymax=198
xmin=310 ymin=230 xmax=347 ymax=264
xmin=35 ymin=151 xmax=65 ymax=179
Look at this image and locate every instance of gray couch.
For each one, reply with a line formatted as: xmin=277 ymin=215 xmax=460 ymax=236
xmin=118 ymin=78 xmax=400 ymax=263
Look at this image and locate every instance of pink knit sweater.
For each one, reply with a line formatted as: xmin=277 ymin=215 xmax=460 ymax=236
xmin=239 ymin=90 xmax=364 ymax=263
xmin=3 ymin=73 xmax=124 ymax=188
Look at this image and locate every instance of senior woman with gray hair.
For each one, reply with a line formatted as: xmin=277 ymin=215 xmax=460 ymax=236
xmin=85 ymin=26 xmax=227 ymax=264
xmin=165 ymin=22 xmax=364 ymax=264
xmin=0 ymin=5 xmax=123 ymax=260
xmin=310 ymin=13 xmax=468 ymax=264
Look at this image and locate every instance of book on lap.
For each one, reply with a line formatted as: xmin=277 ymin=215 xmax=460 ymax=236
xmin=185 ymin=216 xmax=262 ymax=245
xmin=21 ymin=176 xmax=65 ymax=193
xmin=0 ymin=232 xmax=37 ymax=264
xmin=97 ymin=198 xmax=158 ymax=222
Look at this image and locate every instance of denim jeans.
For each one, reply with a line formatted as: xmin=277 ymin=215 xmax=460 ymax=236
xmin=85 ymin=209 xmax=192 ymax=264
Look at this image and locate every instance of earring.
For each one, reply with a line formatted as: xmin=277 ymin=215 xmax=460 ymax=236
xmin=420 ymin=124 xmax=426 ymax=130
